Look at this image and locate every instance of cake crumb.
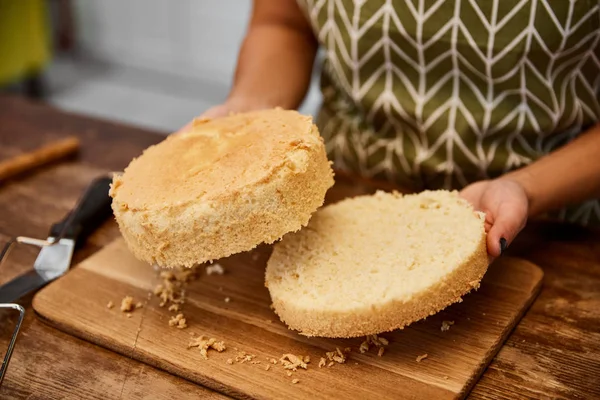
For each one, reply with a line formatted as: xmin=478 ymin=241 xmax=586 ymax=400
xmin=443 ymin=376 xmax=449 ymax=380
xmin=126 ymin=313 xmax=132 ymax=318
xmin=265 ymin=365 xmax=270 ymax=371
xmin=441 ymin=321 xmax=455 ymax=332
xmin=323 ymin=347 xmax=350 ymax=366
xmin=359 ymin=334 xmax=389 ymax=355
xmin=154 ymin=266 xmax=199 ymax=310
xmin=226 ymin=359 xmax=234 ymax=365
xmin=416 ymin=354 xmax=428 ymax=362
xmin=168 ymin=304 xmax=181 ymax=312
xmin=120 ymin=296 xmax=134 ymax=312
xmin=377 ymin=347 xmax=385 ymax=357
xmin=106 ymin=301 xmax=114 ymax=309
xmin=318 ymin=358 xmax=326 ymax=368
xmin=206 ymin=263 xmax=225 ymax=275
xmin=286 ymin=371 xmax=293 ymax=377
xmin=169 ymin=313 xmax=188 ymax=329
xmin=266 ymin=319 xmax=272 ymax=324
xmin=292 ymin=379 xmax=299 ymax=384
xmin=189 ymin=336 xmax=226 ymax=360
xmin=280 ymin=354 xmax=308 ymax=371
xmin=270 ymin=358 xmax=278 ymax=365
xmin=135 ymin=302 xmax=143 ymax=309
xmin=224 ymin=297 xmax=231 ymax=303
xmin=234 ymin=351 xmax=256 ymax=364
xmin=303 ymin=355 xmax=310 ymax=363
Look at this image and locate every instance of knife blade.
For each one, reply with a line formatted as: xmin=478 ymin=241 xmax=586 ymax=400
xmin=0 ymin=176 xmax=113 ymax=303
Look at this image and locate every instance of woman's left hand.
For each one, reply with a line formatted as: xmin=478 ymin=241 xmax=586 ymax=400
xmin=460 ymin=178 xmax=529 ymax=259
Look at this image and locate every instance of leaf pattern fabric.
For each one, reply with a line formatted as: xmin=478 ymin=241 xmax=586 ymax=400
xmin=297 ymin=0 xmax=600 ymax=225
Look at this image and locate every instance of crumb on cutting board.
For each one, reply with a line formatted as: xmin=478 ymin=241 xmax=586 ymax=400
xmin=106 ymin=301 xmax=114 ymax=309
xmin=234 ymin=351 xmax=256 ymax=364
xmin=169 ymin=313 xmax=188 ymax=329
xmin=416 ymin=354 xmax=428 ymax=362
xmin=280 ymin=354 xmax=309 ymax=371
xmin=154 ymin=265 xmax=199 ymax=309
xmin=206 ymin=263 xmax=225 ymax=275
xmin=224 ymin=297 xmax=230 ymax=303
xmin=441 ymin=320 xmax=455 ymax=332
xmin=292 ymin=378 xmax=299 ymax=384
xmin=120 ymin=296 xmax=134 ymax=312
xmin=322 ymin=347 xmax=350 ymax=367
xmin=359 ymin=334 xmax=389 ymax=354
xmin=188 ymin=336 xmax=226 ymax=360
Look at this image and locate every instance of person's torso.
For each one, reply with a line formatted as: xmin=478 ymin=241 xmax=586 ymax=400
xmin=297 ymin=0 xmax=600 ymax=193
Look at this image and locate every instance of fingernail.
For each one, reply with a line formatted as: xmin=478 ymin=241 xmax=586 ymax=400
xmin=499 ymin=238 xmax=508 ymax=255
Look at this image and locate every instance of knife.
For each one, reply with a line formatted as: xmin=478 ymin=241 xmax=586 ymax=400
xmin=0 ymin=176 xmax=113 ymax=303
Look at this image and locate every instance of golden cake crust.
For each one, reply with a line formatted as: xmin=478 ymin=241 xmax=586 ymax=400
xmin=110 ymin=108 xmax=334 ymax=267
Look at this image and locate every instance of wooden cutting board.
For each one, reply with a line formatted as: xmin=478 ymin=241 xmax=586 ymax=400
xmin=33 ymin=238 xmax=543 ymax=400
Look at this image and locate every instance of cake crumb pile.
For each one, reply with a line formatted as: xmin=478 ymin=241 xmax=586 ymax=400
xmin=234 ymin=350 xmax=256 ymax=364
xmin=153 ymin=265 xmax=200 ymax=328
xmin=280 ymin=354 xmax=309 ymax=371
xmin=169 ymin=313 xmax=188 ymax=329
xmin=320 ymin=347 xmax=351 ymax=368
xmin=188 ymin=336 xmax=226 ymax=360
xmin=359 ymin=334 xmax=389 ymax=356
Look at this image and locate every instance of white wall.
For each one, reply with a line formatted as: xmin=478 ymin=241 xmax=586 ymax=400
xmin=72 ymin=0 xmax=252 ymax=87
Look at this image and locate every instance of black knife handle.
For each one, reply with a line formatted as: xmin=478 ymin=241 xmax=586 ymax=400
xmin=49 ymin=176 xmax=114 ymax=246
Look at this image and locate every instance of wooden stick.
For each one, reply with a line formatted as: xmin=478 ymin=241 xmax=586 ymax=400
xmin=0 ymin=137 xmax=80 ymax=182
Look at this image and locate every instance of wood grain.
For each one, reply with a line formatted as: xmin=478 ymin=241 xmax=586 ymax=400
xmin=1 ymin=95 xmax=599 ymax=399
xmin=33 ymin=238 xmax=542 ymax=400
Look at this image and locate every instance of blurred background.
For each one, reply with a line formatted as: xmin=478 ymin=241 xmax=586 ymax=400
xmin=0 ymin=0 xmax=323 ymax=133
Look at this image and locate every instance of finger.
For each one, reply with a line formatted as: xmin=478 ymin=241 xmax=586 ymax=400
xmin=174 ymin=121 xmax=194 ymax=135
xmin=486 ymin=201 xmax=527 ymax=258
xmin=200 ymin=104 xmax=230 ymax=119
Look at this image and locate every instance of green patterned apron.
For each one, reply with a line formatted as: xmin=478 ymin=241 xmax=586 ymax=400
xmin=297 ymin=0 xmax=600 ymax=225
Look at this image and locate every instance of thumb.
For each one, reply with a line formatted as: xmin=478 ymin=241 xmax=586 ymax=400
xmin=486 ymin=201 xmax=527 ymax=258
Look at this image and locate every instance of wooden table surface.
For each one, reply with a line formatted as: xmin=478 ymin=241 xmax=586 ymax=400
xmin=0 ymin=95 xmax=598 ymax=400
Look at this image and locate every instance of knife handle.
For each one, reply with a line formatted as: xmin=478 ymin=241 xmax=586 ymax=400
xmin=49 ymin=176 xmax=114 ymax=246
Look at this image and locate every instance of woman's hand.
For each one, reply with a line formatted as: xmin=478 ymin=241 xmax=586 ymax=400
xmin=175 ymin=97 xmax=272 ymax=133
xmin=460 ymin=178 xmax=529 ymax=259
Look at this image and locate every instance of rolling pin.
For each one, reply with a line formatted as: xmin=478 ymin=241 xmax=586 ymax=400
xmin=0 ymin=137 xmax=80 ymax=182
